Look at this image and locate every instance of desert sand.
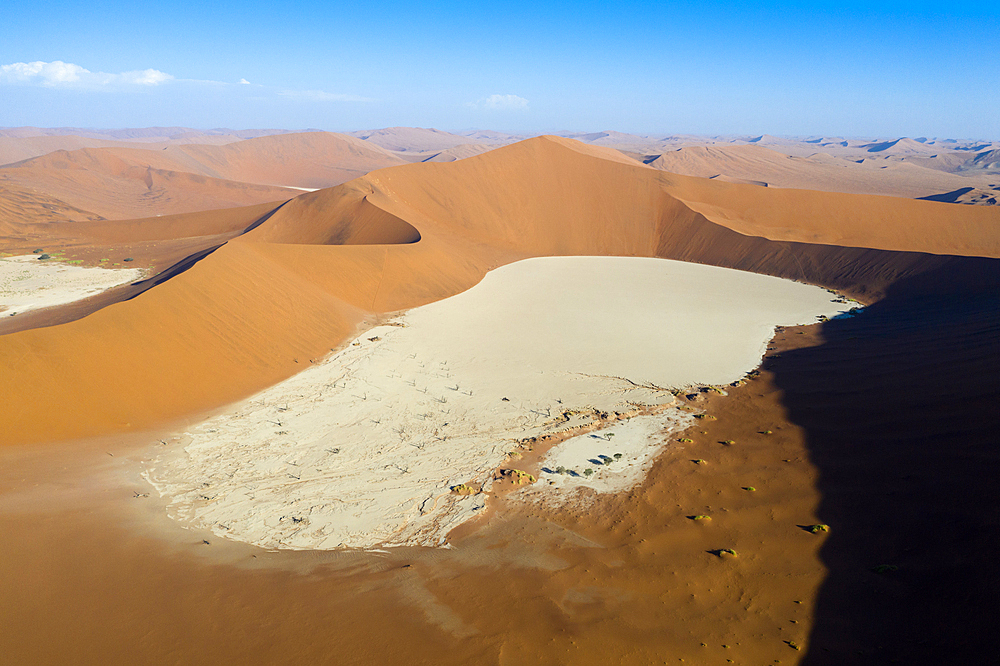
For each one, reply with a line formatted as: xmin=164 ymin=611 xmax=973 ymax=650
xmin=0 ymin=131 xmax=998 ymax=665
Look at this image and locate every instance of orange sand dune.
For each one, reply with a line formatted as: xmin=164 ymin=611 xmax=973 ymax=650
xmin=0 ymin=181 xmax=104 ymax=238
xmin=1 ymin=148 xmax=296 ymax=220
xmin=1 ymin=131 xmax=407 ymax=221
xmin=154 ymin=131 xmax=406 ymax=188
xmin=0 ymin=136 xmax=159 ymax=167
xmin=2 ymin=135 xmax=999 ymax=446
xmin=0 ymin=202 xmax=284 ymax=338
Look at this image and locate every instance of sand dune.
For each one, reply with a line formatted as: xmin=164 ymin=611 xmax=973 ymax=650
xmin=0 ymin=132 xmax=410 ymax=221
xmin=0 ymin=126 xmax=307 ymax=142
xmin=0 ymin=136 xmax=160 ymax=167
xmin=0 ymin=181 xmax=104 ymax=238
xmin=2 ymin=135 xmax=998 ymax=446
xmin=154 ymin=131 xmax=406 ymax=188
xmin=349 ymin=127 xmax=479 ymax=153
xmin=0 ymin=127 xmax=310 ymax=165
xmin=0 ymin=156 xmax=295 ymax=221
xmin=643 ymin=143 xmax=1000 ymax=202
xmin=0 ymin=201 xmax=285 ymax=337
xmin=420 ymin=144 xmax=496 ymax=163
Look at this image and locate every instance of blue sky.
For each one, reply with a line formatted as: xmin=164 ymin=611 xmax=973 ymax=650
xmin=1 ymin=1 xmax=997 ymax=138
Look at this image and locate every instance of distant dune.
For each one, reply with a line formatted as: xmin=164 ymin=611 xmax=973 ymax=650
xmin=643 ymin=143 xmax=1000 ymax=202
xmin=420 ymin=143 xmax=496 ymax=163
xmin=348 ymin=126 xmax=480 ymax=153
xmin=0 ymin=127 xmax=313 ymax=164
xmin=154 ymin=131 xmax=407 ymax=188
xmin=0 ymin=149 xmax=298 ymax=220
xmin=0 ymin=131 xmax=411 ymax=221
xmin=0 ymin=181 xmax=104 ymax=237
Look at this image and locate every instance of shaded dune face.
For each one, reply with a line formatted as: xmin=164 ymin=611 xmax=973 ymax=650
xmin=1 ymin=136 xmax=999 ymax=445
xmin=250 ymin=190 xmax=421 ymax=246
xmin=771 ymin=269 xmax=1000 ymax=664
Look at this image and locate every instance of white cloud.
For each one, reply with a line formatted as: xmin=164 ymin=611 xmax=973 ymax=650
xmin=0 ymin=61 xmax=375 ymax=105
xmin=466 ymin=94 xmax=529 ymax=111
xmin=0 ymin=60 xmax=174 ymax=88
xmin=120 ymin=69 xmax=173 ymax=85
xmin=278 ymin=89 xmax=374 ymax=102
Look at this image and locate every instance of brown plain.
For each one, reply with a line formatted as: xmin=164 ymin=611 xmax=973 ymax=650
xmin=0 ymin=132 xmax=997 ymax=665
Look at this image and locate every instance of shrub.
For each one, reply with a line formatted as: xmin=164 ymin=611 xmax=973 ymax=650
xmin=123 ymin=257 xmax=133 ymax=262
xmin=508 ymin=469 xmax=536 ymax=485
xmin=807 ymin=524 xmax=829 ymax=534
xmin=583 ymin=469 xmax=593 ymax=477
xmin=37 ymin=254 xmax=50 ymax=260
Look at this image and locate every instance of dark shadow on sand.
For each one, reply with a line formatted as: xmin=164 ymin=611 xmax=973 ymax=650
xmin=767 ymin=256 xmax=1000 ymax=664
